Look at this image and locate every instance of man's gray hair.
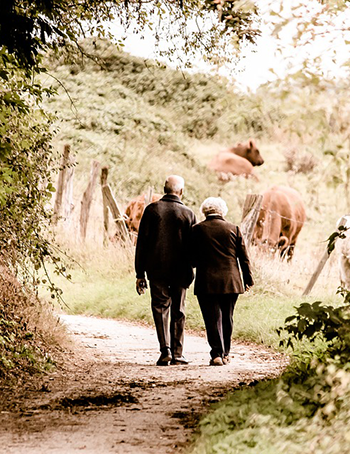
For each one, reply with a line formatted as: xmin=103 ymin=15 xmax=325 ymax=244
xmin=200 ymin=197 xmax=228 ymax=217
xmin=164 ymin=175 xmax=185 ymax=194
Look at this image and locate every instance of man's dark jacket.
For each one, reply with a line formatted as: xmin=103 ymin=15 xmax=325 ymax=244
xmin=135 ymin=194 xmax=196 ymax=288
xmin=191 ymin=215 xmax=254 ymax=295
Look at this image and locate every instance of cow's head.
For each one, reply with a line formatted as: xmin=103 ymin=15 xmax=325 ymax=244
xmin=245 ymin=139 xmax=264 ymax=167
xmin=252 ymin=212 xmax=289 ymax=257
xmin=253 ymin=216 xmax=276 ymax=255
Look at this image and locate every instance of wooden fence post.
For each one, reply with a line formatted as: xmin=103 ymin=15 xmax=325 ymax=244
xmin=302 ymin=250 xmax=331 ymax=296
xmin=52 ymin=144 xmax=71 ymax=225
xmin=101 ymin=184 xmax=131 ymax=245
xmin=101 ymin=166 xmax=109 ymax=245
xmin=80 ymin=160 xmax=101 ymax=241
xmin=240 ymin=194 xmax=263 ymax=246
xmin=62 ymin=165 xmax=75 ymax=227
xmin=144 ymin=186 xmax=153 ymax=207
xmin=302 ymin=215 xmax=350 ymax=295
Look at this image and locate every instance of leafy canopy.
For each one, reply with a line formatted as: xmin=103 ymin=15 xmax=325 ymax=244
xmin=0 ymin=1 xmax=260 ymax=69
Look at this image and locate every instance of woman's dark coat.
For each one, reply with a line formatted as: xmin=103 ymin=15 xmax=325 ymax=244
xmin=191 ymin=215 xmax=254 ymax=295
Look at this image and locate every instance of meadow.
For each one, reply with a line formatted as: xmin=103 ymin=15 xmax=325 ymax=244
xmin=42 ymin=39 xmax=344 ymax=335
xmin=41 ymin=39 xmax=350 ymax=452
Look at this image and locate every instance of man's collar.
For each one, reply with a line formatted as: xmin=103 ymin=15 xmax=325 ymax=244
xmin=161 ymin=194 xmax=183 ymax=204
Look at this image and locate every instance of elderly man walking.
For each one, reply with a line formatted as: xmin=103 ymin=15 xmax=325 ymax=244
xmin=191 ymin=197 xmax=254 ymax=366
xmin=135 ymin=175 xmax=196 ymax=366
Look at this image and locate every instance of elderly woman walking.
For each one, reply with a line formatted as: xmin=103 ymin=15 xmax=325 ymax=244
xmin=191 ymin=197 xmax=254 ymax=366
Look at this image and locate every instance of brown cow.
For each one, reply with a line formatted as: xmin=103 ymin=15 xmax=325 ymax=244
xmin=124 ymin=193 xmax=162 ymax=241
xmin=208 ymin=152 xmax=257 ymax=180
xmin=252 ymin=185 xmax=306 ymax=261
xmin=208 ymin=139 xmax=264 ymax=179
xmin=226 ymin=139 xmax=264 ymax=166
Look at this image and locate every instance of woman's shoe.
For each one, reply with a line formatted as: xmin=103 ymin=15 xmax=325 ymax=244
xmin=222 ymin=355 xmax=231 ymax=365
xmin=209 ymin=357 xmax=224 ymax=366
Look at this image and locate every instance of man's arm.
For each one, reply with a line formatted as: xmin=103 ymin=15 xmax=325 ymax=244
xmin=136 ymin=278 xmax=148 ymax=295
xmin=135 ymin=207 xmax=151 ymax=293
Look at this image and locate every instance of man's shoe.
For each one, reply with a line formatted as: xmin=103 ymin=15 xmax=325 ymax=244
xmin=171 ymin=356 xmax=189 ymax=365
xmin=209 ymin=357 xmax=224 ymax=366
xmin=223 ymin=355 xmax=231 ymax=365
xmin=156 ymin=348 xmax=172 ymax=366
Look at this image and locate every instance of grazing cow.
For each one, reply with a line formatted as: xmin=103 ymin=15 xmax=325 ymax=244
xmin=252 ymin=185 xmax=306 ymax=261
xmin=336 ymin=215 xmax=350 ymax=290
xmin=124 ymin=193 xmax=162 ymax=241
xmin=208 ymin=139 xmax=264 ymax=179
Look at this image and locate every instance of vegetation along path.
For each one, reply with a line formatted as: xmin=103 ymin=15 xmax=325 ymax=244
xmin=0 ymin=314 xmax=287 ymax=454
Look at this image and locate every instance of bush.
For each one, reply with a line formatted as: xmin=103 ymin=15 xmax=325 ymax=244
xmin=190 ymin=360 xmax=350 ymax=454
xmin=284 ymin=147 xmax=318 ymax=174
xmin=0 ymin=266 xmax=65 ymax=381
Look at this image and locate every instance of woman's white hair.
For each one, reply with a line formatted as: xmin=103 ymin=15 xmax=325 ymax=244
xmin=200 ymin=197 xmax=228 ymax=217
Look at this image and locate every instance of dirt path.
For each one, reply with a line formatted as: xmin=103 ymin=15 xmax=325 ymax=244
xmin=0 ymin=314 xmax=287 ymax=454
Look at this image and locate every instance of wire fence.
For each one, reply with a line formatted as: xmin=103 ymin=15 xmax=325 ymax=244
xmin=250 ymin=207 xmax=306 ymax=225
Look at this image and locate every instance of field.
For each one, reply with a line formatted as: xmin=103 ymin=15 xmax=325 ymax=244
xmin=41 ymin=39 xmax=345 ymax=334
xmin=39 ymin=39 xmax=350 ymax=453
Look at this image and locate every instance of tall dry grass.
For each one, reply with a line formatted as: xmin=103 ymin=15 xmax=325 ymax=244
xmin=0 ymin=265 xmax=68 ymax=380
xmin=46 ymin=179 xmax=343 ymax=349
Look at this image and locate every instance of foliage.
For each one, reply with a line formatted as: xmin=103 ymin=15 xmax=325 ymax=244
xmin=327 ymin=225 xmax=348 ymax=254
xmin=0 ymin=50 xmax=71 ymax=297
xmin=283 ymin=147 xmax=318 ymax=174
xmin=51 ymin=39 xmax=245 ymax=140
xmin=0 ymin=0 xmax=259 ymax=69
xmin=277 ymin=220 xmax=350 ymax=364
xmin=0 ymin=266 xmax=61 ymax=380
xmin=260 ymin=0 xmax=350 ymax=209
xmin=189 ymin=361 xmax=350 ymax=454
xmin=324 ymin=145 xmax=350 ymax=210
xmin=277 ymin=300 xmax=350 ymax=363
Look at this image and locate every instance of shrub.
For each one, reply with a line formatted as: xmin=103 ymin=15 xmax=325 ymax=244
xmin=283 ymin=147 xmax=319 ymax=174
xmin=0 ymin=266 xmax=65 ymax=381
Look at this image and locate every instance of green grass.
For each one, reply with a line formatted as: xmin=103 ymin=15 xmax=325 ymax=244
xmin=43 ymin=236 xmax=342 ymax=350
xmin=51 ymin=264 xmax=297 ymax=345
xmin=188 ymin=368 xmax=350 ymax=454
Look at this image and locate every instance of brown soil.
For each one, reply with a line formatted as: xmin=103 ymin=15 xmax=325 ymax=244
xmin=0 ymin=314 xmax=288 ymax=454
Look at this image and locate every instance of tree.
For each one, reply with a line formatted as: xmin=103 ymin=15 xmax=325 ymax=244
xmin=0 ymin=1 xmax=260 ymax=69
xmin=0 ymin=52 xmax=66 ymax=289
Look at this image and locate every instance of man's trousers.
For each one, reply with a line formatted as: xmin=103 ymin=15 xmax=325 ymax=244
xmin=150 ymin=280 xmax=186 ymax=357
